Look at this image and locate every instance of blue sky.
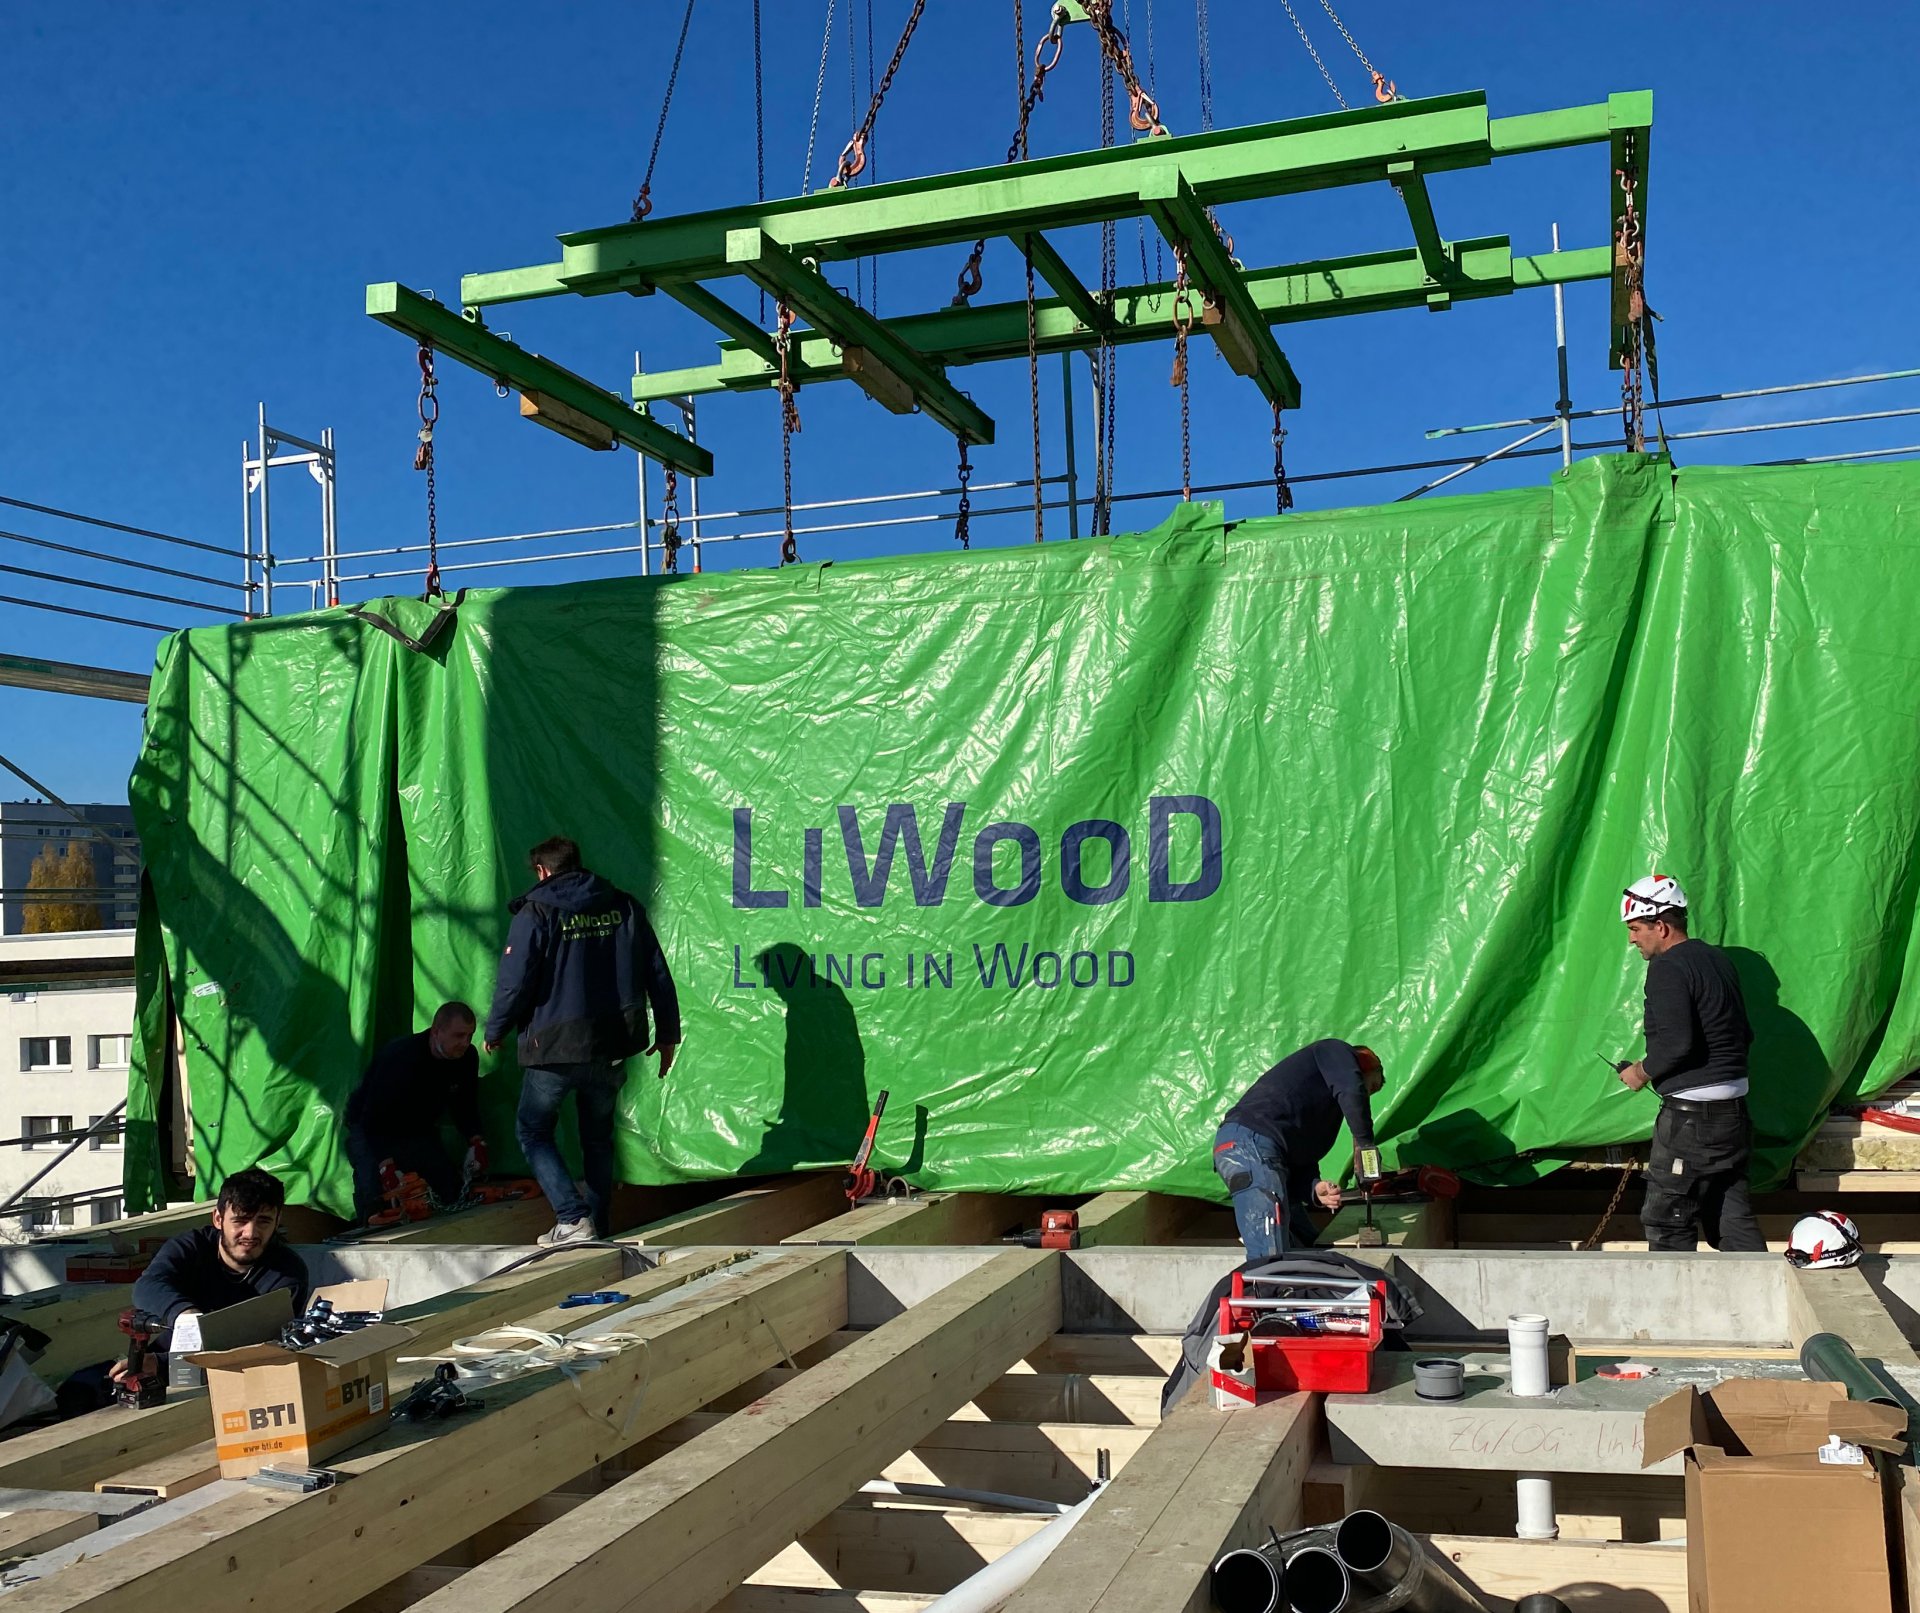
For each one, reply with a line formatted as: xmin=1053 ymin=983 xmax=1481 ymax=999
xmin=3 ymin=1 xmax=1916 ymax=804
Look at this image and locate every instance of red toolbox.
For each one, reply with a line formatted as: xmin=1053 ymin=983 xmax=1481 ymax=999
xmin=1215 ymin=1270 xmax=1384 ymax=1394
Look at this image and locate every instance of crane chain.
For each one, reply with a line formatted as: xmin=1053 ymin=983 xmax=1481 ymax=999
xmin=660 ymin=467 xmax=683 ymax=573
xmin=413 ymin=344 xmax=442 ymax=597
xmin=1616 ymin=143 xmax=1649 ymax=454
xmin=831 ymin=0 xmax=928 ymax=188
xmin=775 ymin=301 xmax=801 ymax=565
xmin=1272 ymin=402 xmax=1294 ymax=515
xmin=1170 ymin=252 xmax=1195 ymax=500
xmin=1083 ymin=1 xmax=1165 ymax=135
xmin=630 ymin=0 xmax=699 ymax=221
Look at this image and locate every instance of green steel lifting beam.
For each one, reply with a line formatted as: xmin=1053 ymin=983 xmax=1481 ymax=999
xmin=725 ymin=229 xmax=994 ymax=444
xmin=368 ymin=88 xmax=1651 ymax=469
xmin=365 ymin=283 xmax=712 ymax=475
xmin=633 ymin=240 xmax=1611 ymax=403
xmin=1140 ymin=168 xmax=1301 ymax=408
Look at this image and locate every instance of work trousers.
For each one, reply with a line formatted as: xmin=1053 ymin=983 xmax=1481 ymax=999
xmin=344 ymin=1125 xmax=459 ymax=1220
xmin=1212 ymin=1121 xmax=1320 ymax=1264
xmin=1640 ymin=1096 xmax=1766 ymax=1253
xmin=516 ymin=1060 xmax=626 ymax=1232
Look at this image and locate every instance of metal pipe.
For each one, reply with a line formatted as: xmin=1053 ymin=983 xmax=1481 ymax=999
xmin=1284 ymin=1547 xmax=1351 ymax=1613
xmin=0 ymin=494 xmax=232 ymax=558
xmin=0 ymin=559 xmax=245 ymax=618
xmin=0 ymin=528 xmax=250 ymax=591
xmin=655 ymin=474 xmax=1073 ymax=529
xmin=1395 ymin=426 xmax=1556 ymax=501
xmin=1334 ymin=1511 xmax=1488 ymax=1613
xmin=1550 ymin=222 xmax=1572 ymax=469
xmin=857 ymin=1480 xmax=1068 ymax=1515
xmin=1800 ymin=1332 xmax=1904 ymax=1407
xmin=1212 ymin=1547 xmax=1286 ymax=1613
xmin=1427 ymin=365 xmax=1920 ymax=438
xmin=241 ymin=436 xmax=256 ymax=616
xmin=261 ymin=421 xmax=330 ymax=457
xmin=257 ymin=402 xmax=274 ymax=615
xmin=1061 ymin=350 xmax=1082 ymax=540
xmin=322 ymin=426 xmax=339 ymax=606
xmin=0 ymin=593 xmax=179 ymax=634
xmin=0 ymin=1102 xmax=127 ymax=1215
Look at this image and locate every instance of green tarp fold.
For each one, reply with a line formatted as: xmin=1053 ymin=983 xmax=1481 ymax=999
xmin=125 ymin=454 xmax=1920 ymax=1216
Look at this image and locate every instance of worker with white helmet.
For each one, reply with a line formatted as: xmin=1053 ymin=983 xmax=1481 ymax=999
xmin=1615 ymin=874 xmax=1765 ymax=1252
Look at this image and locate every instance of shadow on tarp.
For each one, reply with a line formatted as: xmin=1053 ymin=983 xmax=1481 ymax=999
xmin=741 ymin=941 xmax=874 ymax=1177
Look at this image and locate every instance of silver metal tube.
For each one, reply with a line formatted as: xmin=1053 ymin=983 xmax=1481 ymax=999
xmin=1395 ymin=425 xmax=1557 ymax=501
xmin=0 ymin=559 xmax=245 ymax=617
xmin=257 ymin=402 xmax=274 ymax=615
xmin=241 ymin=438 xmax=256 ymax=617
xmin=1334 ymin=1511 xmax=1487 ymax=1613
xmin=1061 ymin=350 xmax=1082 ymax=540
xmin=322 ymin=426 xmax=339 ymax=606
xmin=0 ymin=1101 xmax=125 ymax=1215
xmin=261 ymin=422 xmax=330 ymax=457
xmin=1428 ymin=366 xmax=1920 ymax=438
xmin=0 ymin=593 xmax=178 ymax=634
xmin=0 ymin=494 xmax=231 ymax=557
xmin=1551 ymin=222 xmax=1572 ymax=470
xmin=659 ymin=474 xmax=1072 ymax=528
xmin=298 ymin=520 xmax=643 ymax=567
xmin=0 ymin=527 xmax=250 ymax=591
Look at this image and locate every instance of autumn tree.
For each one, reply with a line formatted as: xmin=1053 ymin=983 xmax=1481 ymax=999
xmin=22 ymin=841 xmax=102 ymax=934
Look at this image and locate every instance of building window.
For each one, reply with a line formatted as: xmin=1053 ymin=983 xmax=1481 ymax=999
xmin=20 ymin=1038 xmax=71 ymax=1072
xmin=87 ymin=1114 xmax=124 ymax=1151
xmin=90 ymin=1196 xmax=123 ymax=1225
xmin=89 ymin=1035 xmax=132 ymax=1070
xmin=22 ymin=1116 xmax=73 ymax=1150
xmin=21 ymin=1208 xmax=54 ymax=1235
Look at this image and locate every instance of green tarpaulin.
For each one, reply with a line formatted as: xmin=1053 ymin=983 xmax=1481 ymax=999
xmin=124 ymin=454 xmax=1920 ymax=1216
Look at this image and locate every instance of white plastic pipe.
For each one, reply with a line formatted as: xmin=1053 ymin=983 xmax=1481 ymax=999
xmin=1515 ymin=1472 xmax=1558 ymax=1540
xmin=860 ymin=1480 xmax=1069 ymax=1516
xmin=1506 ymin=1312 xmax=1551 ymax=1398
xmin=919 ymin=1483 xmax=1104 ymax=1613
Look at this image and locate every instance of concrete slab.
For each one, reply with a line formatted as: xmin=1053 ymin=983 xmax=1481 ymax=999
xmin=1325 ymin=1353 xmax=1683 ymax=1475
xmin=1390 ymin=1250 xmax=1792 ymax=1344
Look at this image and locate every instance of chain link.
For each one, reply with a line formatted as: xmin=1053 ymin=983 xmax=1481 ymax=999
xmin=1579 ymin=1161 xmax=1639 ymax=1251
xmin=630 ymin=0 xmax=699 ymax=221
xmin=413 ymin=344 xmax=442 ymax=597
xmin=660 ymin=466 xmax=683 ymax=573
xmin=831 ymin=0 xmax=928 ymax=188
xmin=1616 ymin=146 xmax=1648 ymax=454
xmin=774 ymin=301 xmax=801 ymax=565
xmin=1272 ymin=402 xmax=1294 ymax=515
xmin=1093 ymin=53 xmax=1119 ymax=539
xmin=1276 ymin=0 xmax=1348 ymax=109
xmin=802 ymin=0 xmax=838 ymax=194
xmin=1170 ymin=252 xmax=1195 ymax=501
xmin=953 ymin=439 xmax=973 ymax=549
xmin=1316 ymin=0 xmax=1396 ymax=101
xmin=1083 ymin=1 xmax=1165 ymax=134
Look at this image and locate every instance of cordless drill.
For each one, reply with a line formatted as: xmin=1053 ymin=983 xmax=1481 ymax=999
xmin=115 ymin=1308 xmax=168 ymax=1409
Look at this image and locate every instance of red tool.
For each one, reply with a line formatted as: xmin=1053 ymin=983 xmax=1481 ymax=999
xmin=1004 ymin=1209 xmax=1081 ymax=1250
xmin=367 ymin=1171 xmax=435 ymax=1229
xmin=114 ymin=1308 xmax=168 ymax=1409
xmin=843 ymin=1089 xmax=891 ymax=1206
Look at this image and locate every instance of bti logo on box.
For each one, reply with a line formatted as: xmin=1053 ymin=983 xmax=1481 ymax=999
xmin=325 ymin=1376 xmax=372 ymax=1412
xmin=234 ymin=1402 xmax=299 ymax=1430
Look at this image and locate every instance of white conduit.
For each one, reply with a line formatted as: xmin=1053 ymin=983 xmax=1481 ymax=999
xmin=1515 ymin=1472 xmax=1558 ymax=1540
xmin=860 ymin=1481 xmax=1069 ymax=1516
xmin=919 ymin=1483 xmax=1106 ymax=1613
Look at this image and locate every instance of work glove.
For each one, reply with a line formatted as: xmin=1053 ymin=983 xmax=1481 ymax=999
xmin=377 ymin=1158 xmax=403 ymax=1197
xmin=464 ymin=1137 xmax=489 ymax=1177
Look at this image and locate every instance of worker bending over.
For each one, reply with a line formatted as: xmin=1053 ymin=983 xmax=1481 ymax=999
xmin=485 ymin=835 xmax=681 ymax=1246
xmin=344 ymin=1002 xmax=487 ymax=1221
xmin=1616 ymin=875 xmax=1765 ymax=1252
xmin=1214 ymin=1039 xmax=1384 ymax=1263
xmin=131 ymin=1167 xmax=311 ymax=1334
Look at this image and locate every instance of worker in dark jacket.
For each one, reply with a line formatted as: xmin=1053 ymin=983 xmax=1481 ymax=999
xmin=484 ymin=835 xmax=681 ymax=1245
xmin=1214 ymin=1040 xmax=1385 ymax=1262
xmin=1615 ymin=875 xmax=1765 ymax=1252
xmin=344 ymin=1003 xmax=487 ymax=1220
xmin=130 ymin=1167 xmax=310 ymax=1331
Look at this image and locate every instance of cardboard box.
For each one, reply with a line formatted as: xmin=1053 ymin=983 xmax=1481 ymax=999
xmin=188 ymin=1280 xmax=415 ymax=1478
xmin=1642 ymin=1378 xmax=1907 ymax=1613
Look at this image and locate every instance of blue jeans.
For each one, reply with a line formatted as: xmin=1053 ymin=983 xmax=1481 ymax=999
xmin=1213 ymin=1122 xmax=1318 ymax=1263
xmin=516 ymin=1061 xmax=626 ymax=1231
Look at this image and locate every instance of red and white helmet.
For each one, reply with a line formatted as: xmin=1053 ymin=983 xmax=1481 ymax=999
xmin=1621 ymin=874 xmax=1688 ymax=923
xmin=1785 ymin=1211 xmax=1863 ymax=1270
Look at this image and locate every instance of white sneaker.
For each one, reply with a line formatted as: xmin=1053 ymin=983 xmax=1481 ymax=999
xmin=537 ymin=1217 xmax=595 ymax=1247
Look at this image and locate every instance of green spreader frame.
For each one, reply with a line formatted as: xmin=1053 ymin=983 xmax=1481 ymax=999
xmin=367 ymin=87 xmax=1651 ymax=477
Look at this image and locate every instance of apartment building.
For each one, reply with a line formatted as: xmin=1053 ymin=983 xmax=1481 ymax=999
xmin=0 ymin=930 xmax=136 ymax=1238
xmin=0 ymin=799 xmax=140 ymax=936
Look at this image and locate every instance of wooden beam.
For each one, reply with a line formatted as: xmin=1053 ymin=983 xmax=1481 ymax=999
xmin=1 ymin=1250 xmax=847 ymax=1613
xmin=710 ymin=1362 xmax=1162 ymax=1428
xmin=784 ymin=1192 xmax=1029 ymax=1247
xmin=1425 ymin=1534 xmax=1687 ymax=1613
xmin=629 ymin=1173 xmax=848 ymax=1246
xmin=1072 ymin=1192 xmax=1202 ymax=1247
xmin=413 ymin=1250 xmax=1062 ymax=1613
xmin=0 ymin=1282 xmax=134 ymax=1383
xmin=350 ymin=1193 xmax=557 ymax=1246
xmin=1003 ymin=1392 xmax=1321 ymax=1613
xmin=749 ymin=1503 xmax=1051 ymax=1595
xmin=1798 ymin=1170 xmax=1920 ymax=1194
xmin=0 ymin=1511 xmax=95 ymax=1567
xmin=93 ymin=1443 xmax=221 ymax=1501
xmin=0 ymin=1244 xmax=657 ymax=1493
xmin=519 ymin=391 xmax=617 ymax=451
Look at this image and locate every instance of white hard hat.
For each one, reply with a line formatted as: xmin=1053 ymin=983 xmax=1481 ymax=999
xmin=1785 ymin=1211 xmax=1862 ymax=1270
xmin=1621 ymin=874 xmax=1689 ymax=923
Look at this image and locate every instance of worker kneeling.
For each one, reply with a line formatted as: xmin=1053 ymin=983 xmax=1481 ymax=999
xmin=1214 ymin=1040 xmax=1384 ymax=1263
xmin=345 ymin=1002 xmax=487 ymax=1221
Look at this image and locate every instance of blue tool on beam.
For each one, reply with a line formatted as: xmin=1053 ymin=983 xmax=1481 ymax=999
xmin=558 ymin=1291 xmax=628 ymax=1308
